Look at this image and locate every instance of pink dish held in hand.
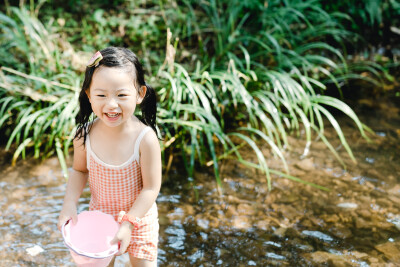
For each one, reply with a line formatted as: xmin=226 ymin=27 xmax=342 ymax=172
xmin=62 ymin=210 xmax=120 ymax=267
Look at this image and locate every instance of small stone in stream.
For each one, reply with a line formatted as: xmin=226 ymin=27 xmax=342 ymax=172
xmin=351 ymin=251 xmax=368 ymax=260
xmin=375 ymin=241 xmax=400 ymax=262
xmin=337 ymin=202 xmax=358 ymax=209
xmin=237 ymin=203 xmax=255 ymax=215
xmin=225 ymin=206 xmax=237 ymax=217
xmin=196 ymin=218 xmax=209 ymax=229
xmin=232 ymin=216 xmax=251 ymax=229
xmin=304 ymin=251 xmax=354 ymax=266
xmin=330 ymin=226 xmax=352 ymax=239
xmin=274 ymin=227 xmax=287 ymax=237
xmin=387 ymin=184 xmax=400 ymax=195
xmin=294 ymin=158 xmax=314 ymax=171
xmin=26 ymin=245 xmax=44 ymax=256
xmin=302 ymin=230 xmax=334 ymax=242
xmin=256 ymin=219 xmax=269 ymax=230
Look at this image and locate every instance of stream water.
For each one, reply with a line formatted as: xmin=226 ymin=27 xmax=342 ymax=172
xmin=0 ymin=98 xmax=399 ymax=266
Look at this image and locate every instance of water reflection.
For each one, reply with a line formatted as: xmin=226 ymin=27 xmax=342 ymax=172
xmin=0 ymin=107 xmax=400 ymax=265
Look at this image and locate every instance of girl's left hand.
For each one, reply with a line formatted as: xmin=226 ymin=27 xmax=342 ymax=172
xmin=111 ymin=222 xmax=133 ymax=255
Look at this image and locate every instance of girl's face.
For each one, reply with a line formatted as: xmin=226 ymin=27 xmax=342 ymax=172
xmin=86 ymin=66 xmax=145 ymax=128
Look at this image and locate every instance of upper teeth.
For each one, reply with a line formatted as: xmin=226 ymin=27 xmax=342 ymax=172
xmin=107 ymin=113 xmax=119 ymax=117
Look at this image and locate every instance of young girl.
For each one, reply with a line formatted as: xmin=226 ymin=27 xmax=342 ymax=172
xmin=57 ymin=47 xmax=161 ymax=266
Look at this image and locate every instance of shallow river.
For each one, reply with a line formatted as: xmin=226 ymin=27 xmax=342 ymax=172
xmin=0 ymin=99 xmax=399 ymax=266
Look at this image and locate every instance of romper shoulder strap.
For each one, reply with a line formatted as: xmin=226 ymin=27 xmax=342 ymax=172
xmin=133 ymin=126 xmax=152 ymax=163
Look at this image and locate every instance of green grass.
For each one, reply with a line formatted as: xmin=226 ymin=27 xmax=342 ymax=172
xmin=0 ymin=0 xmax=393 ymax=190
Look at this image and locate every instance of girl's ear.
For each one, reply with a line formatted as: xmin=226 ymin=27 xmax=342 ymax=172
xmin=136 ymin=85 xmax=147 ymax=104
xmin=85 ymin=89 xmax=91 ymax=102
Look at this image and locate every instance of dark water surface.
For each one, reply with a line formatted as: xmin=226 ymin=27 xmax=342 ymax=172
xmin=0 ymin=100 xmax=399 ymax=266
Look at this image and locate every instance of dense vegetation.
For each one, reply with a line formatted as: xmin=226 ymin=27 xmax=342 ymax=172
xmin=0 ymin=0 xmax=398 ymax=189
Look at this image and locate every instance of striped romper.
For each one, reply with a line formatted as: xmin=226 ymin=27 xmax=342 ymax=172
xmin=86 ymin=126 xmax=159 ymax=261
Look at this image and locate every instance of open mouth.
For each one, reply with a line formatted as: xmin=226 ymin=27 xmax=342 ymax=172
xmin=105 ymin=113 xmax=120 ymax=118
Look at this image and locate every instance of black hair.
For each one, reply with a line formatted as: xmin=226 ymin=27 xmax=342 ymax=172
xmin=74 ymin=47 xmax=158 ymax=144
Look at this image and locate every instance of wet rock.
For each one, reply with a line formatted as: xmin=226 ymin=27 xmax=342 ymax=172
xmin=182 ymin=204 xmax=195 ymax=215
xmin=237 ymin=203 xmax=256 ymax=216
xmin=302 ymin=230 xmax=334 ymax=242
xmin=208 ymin=217 xmax=220 ymax=229
xmin=330 ymin=226 xmax=352 ymax=239
xmin=351 ymin=251 xmax=368 ymax=260
xmin=231 ymin=216 xmax=251 ymax=229
xmin=376 ymin=198 xmax=393 ymax=209
xmin=10 ymin=188 xmax=35 ymax=201
xmin=387 ymin=184 xmax=400 ymax=195
xmin=357 ymin=209 xmax=371 ymax=219
xmin=295 ymin=158 xmax=314 ymax=171
xmin=273 ymin=227 xmax=287 ymax=237
xmin=355 ymin=217 xmax=375 ymax=229
xmin=337 ymin=202 xmax=358 ymax=209
xmin=304 ymin=251 xmax=353 ymax=266
xmin=321 ymin=214 xmax=340 ymax=223
xmin=226 ymin=195 xmax=242 ymax=204
xmin=300 ymin=218 xmax=314 ymax=228
xmin=278 ymin=194 xmax=299 ymax=204
xmin=26 ymin=245 xmax=44 ymax=256
xmin=255 ymin=219 xmax=269 ymax=230
xmin=367 ymin=256 xmax=379 ymax=264
xmin=196 ymin=217 xmax=209 ymax=229
xmin=294 ymin=242 xmax=314 ymax=252
xmin=375 ymin=241 xmax=400 ymax=262
xmin=225 ymin=205 xmax=238 ymax=217
xmin=285 ymin=228 xmax=300 ymax=238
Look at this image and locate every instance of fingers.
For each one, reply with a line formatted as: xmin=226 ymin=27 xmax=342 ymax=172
xmin=116 ymin=238 xmax=130 ymax=256
xmin=57 ymin=213 xmax=77 ymax=231
xmin=110 ymin=234 xmax=130 ymax=256
xmin=110 ymin=236 xmax=119 ymax=245
xmin=71 ymin=214 xmax=78 ymax=225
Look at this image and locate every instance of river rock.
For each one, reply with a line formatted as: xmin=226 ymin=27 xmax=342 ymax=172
xmin=231 ymin=216 xmax=251 ymax=229
xmin=387 ymin=184 xmax=400 ymax=195
xmin=351 ymin=251 xmax=368 ymax=260
xmin=375 ymin=241 xmax=400 ymax=262
xmin=225 ymin=205 xmax=238 ymax=217
xmin=355 ymin=217 xmax=374 ymax=229
xmin=295 ymin=158 xmax=315 ymax=171
xmin=304 ymin=251 xmax=353 ymax=266
xmin=273 ymin=227 xmax=287 ymax=237
xmin=337 ymin=202 xmax=358 ymax=209
xmin=357 ymin=209 xmax=371 ymax=219
xmin=256 ymin=219 xmax=270 ymax=230
xmin=330 ymin=226 xmax=352 ymax=239
xmin=321 ymin=214 xmax=340 ymax=223
xmin=237 ymin=203 xmax=256 ymax=216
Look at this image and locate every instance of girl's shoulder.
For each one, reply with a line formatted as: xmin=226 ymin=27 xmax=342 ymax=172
xmin=139 ymin=126 xmax=160 ymax=153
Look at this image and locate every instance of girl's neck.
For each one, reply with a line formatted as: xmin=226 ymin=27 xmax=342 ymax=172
xmin=96 ymin=115 xmax=141 ymax=135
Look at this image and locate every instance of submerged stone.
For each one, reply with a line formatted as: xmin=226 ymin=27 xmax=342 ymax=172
xmin=375 ymin=241 xmax=400 ymax=262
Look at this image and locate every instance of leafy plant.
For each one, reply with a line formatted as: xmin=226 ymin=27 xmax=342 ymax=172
xmin=0 ymin=1 xmax=392 ymax=191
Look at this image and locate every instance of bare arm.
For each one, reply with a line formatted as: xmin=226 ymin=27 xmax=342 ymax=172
xmin=111 ymin=129 xmax=162 ymax=254
xmin=57 ymin=136 xmax=88 ymax=230
xmin=127 ymin=129 xmax=162 ymax=218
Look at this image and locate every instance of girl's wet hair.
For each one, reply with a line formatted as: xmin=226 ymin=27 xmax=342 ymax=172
xmin=74 ymin=47 xmax=158 ymax=144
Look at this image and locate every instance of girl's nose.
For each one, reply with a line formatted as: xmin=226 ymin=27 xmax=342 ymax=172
xmin=106 ymin=97 xmax=118 ymax=108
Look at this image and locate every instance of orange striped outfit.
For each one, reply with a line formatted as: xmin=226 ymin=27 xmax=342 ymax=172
xmin=86 ymin=126 xmax=158 ymax=261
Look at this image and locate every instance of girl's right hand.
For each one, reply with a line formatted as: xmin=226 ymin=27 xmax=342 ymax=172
xmin=57 ymin=202 xmax=78 ymax=231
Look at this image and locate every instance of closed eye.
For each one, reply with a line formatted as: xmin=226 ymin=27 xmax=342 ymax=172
xmin=118 ymin=94 xmax=127 ymax=97
xmin=96 ymin=95 xmax=106 ymax=97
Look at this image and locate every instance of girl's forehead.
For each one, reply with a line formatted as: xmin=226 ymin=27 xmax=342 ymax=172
xmin=90 ymin=66 xmax=137 ymax=89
